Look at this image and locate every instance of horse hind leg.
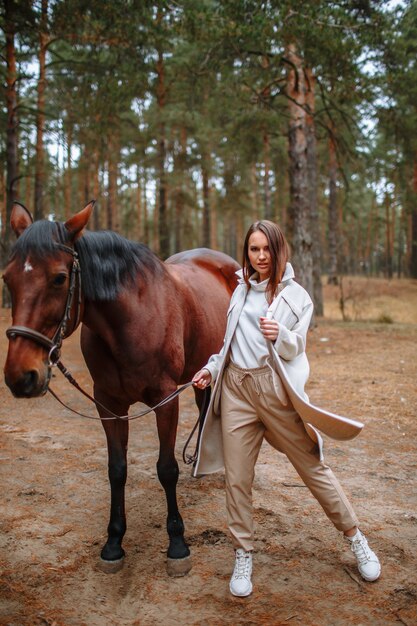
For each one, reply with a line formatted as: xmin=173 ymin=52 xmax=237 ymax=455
xmin=155 ymin=400 xmax=192 ymax=577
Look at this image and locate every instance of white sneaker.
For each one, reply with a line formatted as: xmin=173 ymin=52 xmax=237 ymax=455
xmin=347 ymin=530 xmax=381 ymax=582
xmin=229 ymin=549 xmax=253 ymax=597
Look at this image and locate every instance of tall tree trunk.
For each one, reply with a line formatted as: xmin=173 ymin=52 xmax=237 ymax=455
xmin=364 ymin=195 xmax=376 ymax=274
xmin=261 ymin=55 xmax=272 ymax=220
xmin=64 ymin=124 xmax=72 ymax=220
xmin=34 ymin=0 xmax=48 ymax=220
xmin=210 ymin=187 xmax=218 ymax=250
xmin=0 ymin=163 xmax=6 ymax=246
xmin=286 ymin=43 xmax=313 ymax=297
xmin=305 ymin=67 xmax=323 ymax=315
xmin=410 ymin=157 xmax=417 ymax=278
xmin=91 ymin=150 xmax=100 ymax=230
xmin=385 ymin=193 xmax=393 ymax=279
xmin=236 ymin=211 xmax=243 ymax=256
xmin=356 ymin=206 xmax=364 ymax=271
xmin=174 ymin=190 xmax=182 ymax=252
xmin=391 ymin=200 xmax=396 ymax=276
xmin=157 ymin=122 xmax=168 ymax=255
xmin=156 ymin=13 xmax=169 ymax=258
xmin=274 ymin=165 xmax=285 ymax=227
xmin=263 ymin=131 xmax=272 ymax=220
xmin=136 ymin=165 xmax=142 ymax=241
xmin=327 ymin=128 xmax=339 ymax=285
xmin=251 ymin=164 xmax=259 ymax=222
xmin=173 ymin=127 xmax=187 ymax=252
xmin=143 ymin=170 xmax=149 ymax=246
xmin=153 ymin=198 xmax=160 ymax=254
xmin=397 ymin=200 xmax=405 ymax=278
xmin=83 ymin=160 xmax=90 ymax=204
xmin=201 ymin=85 xmax=211 ymax=248
xmin=202 ymin=159 xmax=210 ymax=248
xmin=106 ymin=128 xmax=120 ymax=231
xmin=4 ymin=0 xmax=19 ymax=271
xmin=24 ymin=151 xmax=32 ymax=209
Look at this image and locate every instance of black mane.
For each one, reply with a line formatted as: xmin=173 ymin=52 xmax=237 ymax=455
xmin=11 ymin=220 xmax=163 ymax=301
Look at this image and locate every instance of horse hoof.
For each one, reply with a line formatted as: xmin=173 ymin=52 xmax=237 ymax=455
xmin=166 ymin=555 xmax=192 ymax=577
xmin=97 ymin=556 xmax=125 ymax=574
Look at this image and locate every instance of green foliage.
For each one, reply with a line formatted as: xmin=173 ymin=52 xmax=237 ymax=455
xmin=0 ymin=0 xmax=413 ymax=277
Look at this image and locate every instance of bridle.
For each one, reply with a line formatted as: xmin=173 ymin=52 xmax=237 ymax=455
xmin=6 ymin=242 xmax=82 ymax=366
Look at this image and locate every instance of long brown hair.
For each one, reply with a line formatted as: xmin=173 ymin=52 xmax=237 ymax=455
xmin=242 ymin=220 xmax=290 ymax=304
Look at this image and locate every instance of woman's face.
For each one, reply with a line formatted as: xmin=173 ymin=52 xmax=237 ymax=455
xmin=248 ymin=230 xmax=271 ymax=281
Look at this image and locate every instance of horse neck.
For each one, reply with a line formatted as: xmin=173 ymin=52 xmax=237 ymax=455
xmin=81 ymin=266 xmax=176 ymax=342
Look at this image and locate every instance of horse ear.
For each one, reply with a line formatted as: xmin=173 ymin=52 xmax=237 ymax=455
xmin=11 ymin=202 xmax=33 ymax=238
xmin=64 ymin=200 xmax=95 ymax=240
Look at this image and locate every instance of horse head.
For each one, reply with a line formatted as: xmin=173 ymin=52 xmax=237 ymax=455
xmin=3 ymin=201 xmax=94 ymax=397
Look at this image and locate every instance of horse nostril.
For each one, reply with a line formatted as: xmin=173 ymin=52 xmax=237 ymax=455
xmin=7 ymin=369 xmax=41 ymax=397
xmin=22 ymin=370 xmax=40 ymax=395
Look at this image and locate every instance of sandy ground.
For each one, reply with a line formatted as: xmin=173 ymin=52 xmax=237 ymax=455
xmin=1 ymin=281 xmax=417 ymax=626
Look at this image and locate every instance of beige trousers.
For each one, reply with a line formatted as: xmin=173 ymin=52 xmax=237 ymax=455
xmin=221 ymin=363 xmax=359 ymax=552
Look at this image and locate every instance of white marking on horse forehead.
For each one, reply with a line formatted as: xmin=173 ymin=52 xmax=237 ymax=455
xmin=23 ymin=259 xmax=34 ymax=273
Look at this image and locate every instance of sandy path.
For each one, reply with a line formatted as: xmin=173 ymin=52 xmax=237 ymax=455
xmin=1 ymin=309 xmax=416 ymax=626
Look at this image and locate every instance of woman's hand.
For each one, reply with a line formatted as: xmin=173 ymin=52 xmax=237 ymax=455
xmin=192 ymin=368 xmax=212 ymax=389
xmin=260 ymin=317 xmax=279 ymax=342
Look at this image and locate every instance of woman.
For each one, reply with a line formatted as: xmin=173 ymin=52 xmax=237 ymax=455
xmin=192 ymin=220 xmax=380 ymax=598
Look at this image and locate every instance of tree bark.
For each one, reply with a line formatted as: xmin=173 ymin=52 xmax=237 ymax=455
xmin=173 ymin=127 xmax=187 ymax=252
xmin=286 ymin=43 xmax=313 ymax=298
xmin=305 ymin=67 xmax=323 ymax=315
xmin=202 ymin=158 xmax=210 ymax=248
xmin=0 ymin=163 xmax=6 ymax=246
xmin=327 ymin=128 xmax=339 ymax=285
xmin=34 ymin=0 xmax=48 ymax=220
xmin=364 ymin=195 xmax=376 ymax=274
xmin=261 ymin=56 xmax=273 ymax=220
xmin=251 ymin=164 xmax=259 ymax=222
xmin=153 ymin=197 xmax=160 ymax=254
xmin=24 ymin=153 xmax=32 ymax=210
xmin=263 ymin=132 xmax=272 ymax=220
xmin=64 ymin=124 xmax=72 ymax=220
xmin=4 ymin=0 xmax=19 ymax=270
xmin=210 ymin=186 xmax=218 ymax=250
xmin=156 ymin=12 xmax=169 ymax=258
xmin=385 ymin=193 xmax=393 ymax=279
xmin=106 ymin=128 xmax=120 ymax=231
xmin=410 ymin=157 xmax=417 ymax=278
xmin=91 ymin=150 xmax=100 ymax=231
xmin=143 ymin=170 xmax=149 ymax=246
xmin=136 ymin=165 xmax=142 ymax=241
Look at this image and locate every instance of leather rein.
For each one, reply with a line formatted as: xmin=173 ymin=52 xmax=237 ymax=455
xmin=5 ymin=242 xmax=205 ymax=465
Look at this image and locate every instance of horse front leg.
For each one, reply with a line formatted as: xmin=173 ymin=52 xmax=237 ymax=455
xmin=97 ymin=395 xmax=129 ymax=573
xmin=155 ymin=399 xmax=192 ymax=577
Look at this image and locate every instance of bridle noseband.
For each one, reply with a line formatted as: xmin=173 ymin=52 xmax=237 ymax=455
xmin=6 ymin=243 xmax=82 ymax=366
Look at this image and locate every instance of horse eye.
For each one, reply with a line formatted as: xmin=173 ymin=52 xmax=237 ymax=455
xmin=53 ymin=273 xmax=67 ymax=287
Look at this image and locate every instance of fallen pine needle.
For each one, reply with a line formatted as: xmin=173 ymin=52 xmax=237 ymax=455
xmin=282 ymin=483 xmax=307 ymax=488
xmin=343 ymin=566 xmax=362 ymax=586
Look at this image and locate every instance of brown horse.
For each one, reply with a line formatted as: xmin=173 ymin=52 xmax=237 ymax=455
xmin=3 ymin=201 xmax=239 ymax=576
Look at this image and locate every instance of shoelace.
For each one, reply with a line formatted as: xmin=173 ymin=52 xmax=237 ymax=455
xmin=351 ymin=537 xmax=372 ymax=563
xmin=234 ymin=553 xmax=251 ymax=578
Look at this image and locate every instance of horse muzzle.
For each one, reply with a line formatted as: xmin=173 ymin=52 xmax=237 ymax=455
xmin=4 ymin=325 xmax=57 ymax=397
xmin=4 ymin=363 xmax=51 ymax=397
